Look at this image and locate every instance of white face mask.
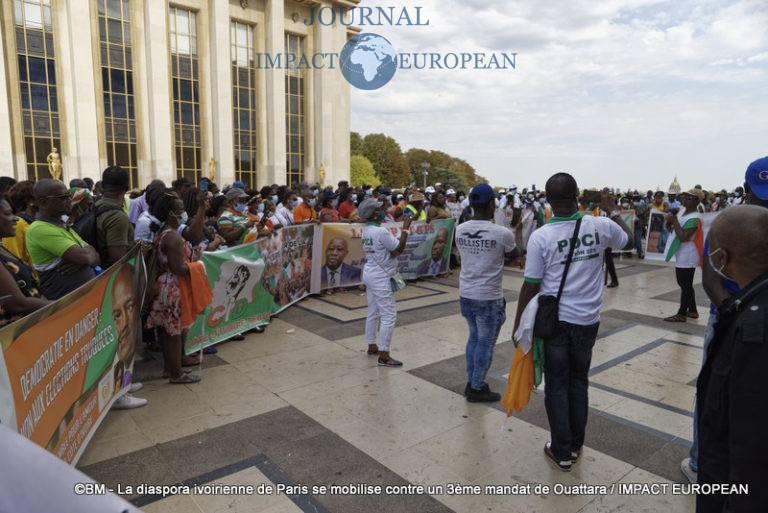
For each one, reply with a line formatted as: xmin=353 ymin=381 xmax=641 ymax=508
xmin=257 ymin=202 xmax=265 ymax=213
xmin=290 ymin=200 xmax=299 ymax=209
xmin=234 ymin=203 xmax=247 ymax=214
xmin=708 ymin=247 xmax=734 ymax=282
xmin=179 ymin=211 xmax=189 ymax=224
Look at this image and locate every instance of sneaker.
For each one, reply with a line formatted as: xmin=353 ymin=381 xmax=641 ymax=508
xmin=128 ymin=382 xmax=143 ymax=393
xmin=680 ymin=458 xmax=697 ymax=484
xmin=571 ymin=447 xmax=582 ymax=463
xmin=466 ymin=383 xmax=501 ymax=403
xmin=112 ymin=393 xmax=147 ymax=410
xmin=378 ymin=356 xmax=403 ymax=367
xmin=544 ymin=442 xmax=572 ymax=472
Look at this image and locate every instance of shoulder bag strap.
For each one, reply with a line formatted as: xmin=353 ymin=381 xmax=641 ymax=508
xmin=555 ymin=217 xmax=582 ymax=305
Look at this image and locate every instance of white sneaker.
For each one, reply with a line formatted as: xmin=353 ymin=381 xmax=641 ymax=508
xmin=129 ymin=382 xmax=143 ymax=393
xmin=681 ymin=457 xmax=697 ymax=484
xmin=112 ymin=393 xmax=147 ymax=410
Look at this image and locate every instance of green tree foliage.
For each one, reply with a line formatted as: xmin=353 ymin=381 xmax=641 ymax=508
xmin=361 ymin=134 xmax=410 ymax=187
xmin=350 ymin=132 xmax=363 ymax=156
xmin=350 ymin=155 xmax=381 ymax=187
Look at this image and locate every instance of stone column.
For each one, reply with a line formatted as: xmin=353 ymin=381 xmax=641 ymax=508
xmin=55 ymin=0 xmax=101 ymax=182
xmin=312 ymin=21 xmax=334 ymax=186
xmin=0 ymin=16 xmax=17 ymax=179
xmin=138 ymin=0 xmax=174 ymax=185
xmin=262 ymin=0 xmax=286 ymax=187
xmin=207 ymin=0 xmax=234 ymax=186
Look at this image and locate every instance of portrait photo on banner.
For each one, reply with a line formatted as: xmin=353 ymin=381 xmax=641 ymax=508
xmin=645 ymin=209 xmax=670 ymax=261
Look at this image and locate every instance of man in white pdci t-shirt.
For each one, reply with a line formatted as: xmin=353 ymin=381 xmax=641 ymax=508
xmin=513 ymin=173 xmax=634 ymax=472
xmin=456 ymin=183 xmax=521 ymax=403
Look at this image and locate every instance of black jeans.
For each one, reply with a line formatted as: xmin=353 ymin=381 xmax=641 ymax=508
xmin=675 ymin=267 xmax=697 ymax=316
xmin=604 ymin=250 xmax=617 ymax=283
xmin=544 ymin=321 xmax=599 ymax=460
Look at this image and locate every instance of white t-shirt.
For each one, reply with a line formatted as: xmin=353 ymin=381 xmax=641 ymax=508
xmin=675 ymin=211 xmax=701 ymax=269
xmin=456 ymin=220 xmax=517 ymax=300
xmin=362 ymin=223 xmax=401 ymax=290
xmin=525 ymin=213 xmax=629 ymax=325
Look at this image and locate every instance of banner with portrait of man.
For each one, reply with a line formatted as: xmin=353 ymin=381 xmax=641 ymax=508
xmin=0 ymin=246 xmax=145 ymax=465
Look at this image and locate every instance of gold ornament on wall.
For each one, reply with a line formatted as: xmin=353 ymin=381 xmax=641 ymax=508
xmin=47 ymin=147 xmax=62 ymax=181
xmin=208 ymin=157 xmax=218 ymax=181
xmin=319 ymin=162 xmax=326 ymax=185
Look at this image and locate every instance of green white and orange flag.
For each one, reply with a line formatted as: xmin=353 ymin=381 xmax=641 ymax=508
xmin=664 ymin=213 xmax=704 ymax=266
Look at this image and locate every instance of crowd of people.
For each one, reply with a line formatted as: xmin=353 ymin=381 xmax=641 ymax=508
xmin=1 ymin=155 xmax=767 ymax=511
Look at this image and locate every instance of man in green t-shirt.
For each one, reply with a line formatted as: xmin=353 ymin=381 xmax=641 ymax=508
xmin=26 ymin=180 xmax=100 ymax=299
xmin=95 ymin=166 xmax=134 ymax=268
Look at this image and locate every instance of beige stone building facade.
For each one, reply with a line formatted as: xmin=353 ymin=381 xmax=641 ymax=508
xmin=0 ymin=0 xmax=357 ymax=189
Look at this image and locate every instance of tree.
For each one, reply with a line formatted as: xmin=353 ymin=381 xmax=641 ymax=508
xmin=362 ymin=134 xmax=409 ymax=187
xmin=350 ymin=155 xmax=381 ymax=187
xmin=350 ymin=132 xmax=363 ymax=157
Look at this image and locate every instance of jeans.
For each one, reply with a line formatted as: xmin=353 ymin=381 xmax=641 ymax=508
xmin=460 ymin=297 xmax=506 ymax=390
xmin=634 ymin=225 xmax=645 ymax=256
xmin=676 ymin=267 xmax=698 ymax=316
xmin=544 ymin=320 xmax=600 ymax=461
xmin=605 ymin=250 xmax=617 ymax=283
xmin=690 ymin=313 xmax=717 ymax=470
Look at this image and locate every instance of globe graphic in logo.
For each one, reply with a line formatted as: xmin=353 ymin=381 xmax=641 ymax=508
xmin=340 ymin=33 xmax=397 ymax=90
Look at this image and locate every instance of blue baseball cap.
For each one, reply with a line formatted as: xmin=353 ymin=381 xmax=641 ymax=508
xmin=469 ymin=183 xmax=495 ymax=204
xmin=746 ymin=156 xmax=768 ymax=200
xmin=232 ymin=180 xmax=246 ymax=189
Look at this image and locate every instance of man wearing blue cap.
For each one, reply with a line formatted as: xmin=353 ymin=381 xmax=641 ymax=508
xmin=681 ymin=156 xmax=768 ymax=485
xmin=455 ymin=183 xmax=521 ymax=402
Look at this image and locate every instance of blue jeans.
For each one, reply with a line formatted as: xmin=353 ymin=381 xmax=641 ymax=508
xmin=634 ymin=225 xmax=645 ymax=256
xmin=544 ymin=321 xmax=600 ymax=461
xmin=460 ymin=297 xmax=506 ymax=390
xmin=690 ymin=313 xmax=717 ymax=470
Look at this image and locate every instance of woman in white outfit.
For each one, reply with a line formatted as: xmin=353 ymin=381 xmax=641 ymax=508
xmin=360 ymin=197 xmax=412 ymax=367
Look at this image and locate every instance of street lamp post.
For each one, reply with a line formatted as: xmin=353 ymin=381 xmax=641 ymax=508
xmin=420 ymin=161 xmax=429 ymax=188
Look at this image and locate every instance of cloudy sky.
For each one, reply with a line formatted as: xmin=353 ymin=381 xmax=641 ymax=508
xmin=348 ymin=0 xmax=768 ymax=191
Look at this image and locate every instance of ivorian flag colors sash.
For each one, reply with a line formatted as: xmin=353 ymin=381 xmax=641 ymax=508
xmin=664 ymin=214 xmax=704 ymax=266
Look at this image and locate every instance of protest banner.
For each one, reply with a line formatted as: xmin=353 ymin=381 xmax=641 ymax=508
xmin=613 ymin=210 xmax=636 ymax=254
xmin=311 ymin=219 xmax=455 ymax=292
xmin=0 ymin=246 xmax=145 ymax=465
xmin=185 ymin=224 xmax=315 ymax=353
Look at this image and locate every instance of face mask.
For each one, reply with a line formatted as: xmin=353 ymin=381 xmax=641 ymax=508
xmin=655 ymin=198 xmax=662 ymax=204
xmin=734 ymin=192 xmax=741 ymax=197
xmin=633 ymin=201 xmax=641 ymax=206
xmin=309 ymin=198 xmax=316 ymax=208
xmin=234 ymin=204 xmax=246 ymax=214
xmin=351 ymin=194 xmax=358 ymax=202
xmin=621 ymin=203 xmax=629 ymax=209
xmin=386 ymin=195 xmax=392 ymax=203
xmin=459 ymin=196 xmax=465 ymax=202
xmin=272 ymin=195 xmax=278 ymax=203
xmin=377 ymin=210 xmax=386 ymax=221
xmin=290 ymin=200 xmax=299 ymax=209
xmin=708 ymin=247 xmax=734 ymax=281
xmin=366 ymin=190 xmax=372 ymax=196
xmin=511 ymin=190 xmax=517 ymax=195
xmin=312 ymin=189 xmax=318 ymax=196
xmin=258 ymin=203 xmax=265 ymax=213
xmin=538 ymin=198 xmax=546 ymax=205
xmin=527 ymin=194 xmax=534 ymax=200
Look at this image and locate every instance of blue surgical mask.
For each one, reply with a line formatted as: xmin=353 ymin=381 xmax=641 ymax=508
xmin=290 ymin=200 xmax=299 ymax=209
xmin=258 ymin=202 xmax=265 ymax=213
xmin=386 ymin=195 xmax=392 ymax=203
xmin=366 ymin=189 xmax=372 ymax=196
xmin=351 ymin=194 xmax=358 ymax=202
xmin=459 ymin=196 xmax=465 ymax=202
xmin=633 ymin=201 xmax=641 ymax=206
xmin=234 ymin=203 xmax=246 ymax=214
xmin=312 ymin=189 xmax=318 ymax=196
xmin=272 ymin=195 xmax=278 ymax=203
xmin=309 ymin=198 xmax=316 ymax=207
xmin=734 ymin=192 xmax=741 ymax=197
xmin=708 ymin=247 xmax=734 ymax=281
xmin=527 ymin=194 xmax=534 ymax=200
xmin=539 ymin=198 xmax=546 ymax=205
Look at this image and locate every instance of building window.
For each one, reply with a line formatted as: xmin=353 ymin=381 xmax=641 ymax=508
xmin=97 ymin=0 xmax=137 ymax=188
xmin=169 ymin=7 xmax=201 ymax=183
xmin=285 ymin=33 xmax=304 ymax=187
xmin=14 ymin=0 xmax=61 ymax=181
xmin=231 ymin=21 xmax=257 ymax=189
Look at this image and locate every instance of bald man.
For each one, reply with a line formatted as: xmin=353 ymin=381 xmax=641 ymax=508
xmin=416 ymin=227 xmax=450 ymax=275
xmin=696 ymin=205 xmax=768 ymax=513
xmin=320 ymin=237 xmax=361 ymax=288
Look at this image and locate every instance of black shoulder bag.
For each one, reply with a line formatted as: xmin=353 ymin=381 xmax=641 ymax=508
xmin=533 ymin=217 xmax=582 ymax=339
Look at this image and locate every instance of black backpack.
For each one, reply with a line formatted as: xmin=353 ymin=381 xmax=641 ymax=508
xmin=71 ymin=205 xmax=122 ymax=247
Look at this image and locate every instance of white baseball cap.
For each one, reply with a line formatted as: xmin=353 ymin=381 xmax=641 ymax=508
xmin=425 ymin=186 xmax=436 ymax=193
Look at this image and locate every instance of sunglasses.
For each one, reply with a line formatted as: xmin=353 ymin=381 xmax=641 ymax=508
xmin=43 ymin=193 xmax=71 ymax=200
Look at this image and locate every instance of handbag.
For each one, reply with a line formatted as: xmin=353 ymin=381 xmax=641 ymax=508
xmin=533 ymin=217 xmax=582 ymax=339
xmin=370 ymin=252 xmax=406 ymax=292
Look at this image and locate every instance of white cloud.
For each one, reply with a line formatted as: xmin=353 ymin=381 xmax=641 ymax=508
xmin=348 ymin=0 xmax=768 ymax=190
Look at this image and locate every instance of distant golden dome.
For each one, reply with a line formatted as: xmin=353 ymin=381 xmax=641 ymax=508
xmin=668 ymin=176 xmax=681 ymax=195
